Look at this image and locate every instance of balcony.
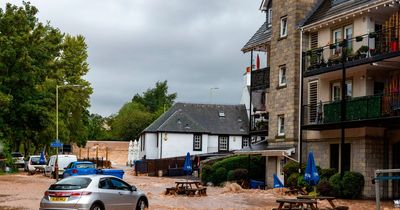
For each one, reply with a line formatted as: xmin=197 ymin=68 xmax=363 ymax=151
xmin=251 ymin=67 xmax=270 ymax=90
xmin=250 ymin=113 xmax=269 ymax=135
xmin=303 ymin=26 xmax=400 ymax=77
xmin=302 ymin=94 xmax=400 ymax=130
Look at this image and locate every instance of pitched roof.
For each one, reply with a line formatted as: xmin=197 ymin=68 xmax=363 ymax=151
xmin=143 ymin=103 xmax=249 ymax=135
xmin=241 ymin=21 xmax=271 ymax=53
xmin=301 ymin=0 xmax=376 ymax=27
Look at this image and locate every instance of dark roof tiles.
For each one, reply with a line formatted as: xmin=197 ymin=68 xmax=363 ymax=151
xmin=242 ymin=21 xmax=271 ymax=52
xmin=143 ymin=103 xmax=249 ymax=135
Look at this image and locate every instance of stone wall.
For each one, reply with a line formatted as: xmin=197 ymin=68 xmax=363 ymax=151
xmin=267 ymin=0 xmax=316 ymax=144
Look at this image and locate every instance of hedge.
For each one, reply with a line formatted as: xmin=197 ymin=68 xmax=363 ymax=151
xmin=328 ymin=171 xmax=364 ymax=198
xmin=201 ymin=155 xmax=265 ymax=186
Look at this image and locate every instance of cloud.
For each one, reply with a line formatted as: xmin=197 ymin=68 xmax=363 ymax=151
xmin=2 ymin=0 xmax=265 ymax=116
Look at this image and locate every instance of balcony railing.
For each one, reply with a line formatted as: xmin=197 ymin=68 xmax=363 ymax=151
xmin=251 ymin=67 xmax=270 ymax=90
xmin=303 ymin=26 xmax=400 ymax=76
xmin=250 ymin=113 xmax=269 ymax=135
xmin=302 ymin=94 xmax=400 ymax=126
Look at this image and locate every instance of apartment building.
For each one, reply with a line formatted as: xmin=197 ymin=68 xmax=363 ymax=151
xmin=300 ymin=0 xmax=400 ymax=198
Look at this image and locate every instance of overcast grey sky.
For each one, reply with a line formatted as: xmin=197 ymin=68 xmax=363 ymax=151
xmin=2 ymin=1 xmax=264 ymax=117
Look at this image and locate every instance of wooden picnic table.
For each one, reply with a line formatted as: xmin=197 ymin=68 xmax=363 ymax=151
xmin=165 ymin=180 xmax=207 ymax=196
xmin=175 ymin=180 xmax=200 ymax=189
xmin=297 ymin=195 xmax=336 ymax=209
xmin=275 ymin=199 xmax=318 ymax=210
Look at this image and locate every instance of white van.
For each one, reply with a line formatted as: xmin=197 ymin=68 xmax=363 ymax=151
xmin=44 ymin=155 xmax=77 ymax=178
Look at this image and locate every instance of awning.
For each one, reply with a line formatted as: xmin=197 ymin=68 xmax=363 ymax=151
xmin=234 ymin=147 xmax=297 ymax=161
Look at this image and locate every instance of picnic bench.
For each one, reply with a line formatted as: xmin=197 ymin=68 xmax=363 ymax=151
xmin=165 ymin=180 xmax=207 ymax=196
xmin=296 ymin=196 xmax=349 ymax=210
xmin=274 ymin=199 xmax=318 ymax=210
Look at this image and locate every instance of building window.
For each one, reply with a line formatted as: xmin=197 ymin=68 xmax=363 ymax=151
xmin=308 ymin=81 xmax=319 ymax=123
xmin=279 ymin=65 xmax=287 ymax=87
xmin=218 ymin=136 xmax=229 ymax=152
xmin=280 ymin=16 xmax=288 ymax=37
xmin=331 ymin=80 xmax=352 ymax=101
xmin=332 ymin=25 xmax=353 ymax=54
xmin=267 ymin=8 xmax=272 ymax=26
xmin=242 ymin=136 xmax=250 ymax=148
xmin=278 ymin=115 xmax=285 ymax=136
xmin=193 ymin=134 xmax=202 ymax=151
xmin=330 ymin=143 xmax=351 ymax=172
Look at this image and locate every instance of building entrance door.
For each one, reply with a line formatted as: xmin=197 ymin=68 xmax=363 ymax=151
xmin=393 ymin=142 xmax=400 ymax=198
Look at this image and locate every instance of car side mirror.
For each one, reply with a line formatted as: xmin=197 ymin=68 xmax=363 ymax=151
xmin=130 ymin=185 xmax=137 ymax=191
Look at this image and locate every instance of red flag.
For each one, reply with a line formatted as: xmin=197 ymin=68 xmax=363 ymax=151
xmin=256 ymin=54 xmax=260 ymax=70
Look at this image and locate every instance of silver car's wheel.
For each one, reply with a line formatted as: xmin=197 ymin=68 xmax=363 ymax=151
xmin=136 ymin=198 xmax=147 ymax=210
xmin=90 ymin=203 xmax=103 ymax=210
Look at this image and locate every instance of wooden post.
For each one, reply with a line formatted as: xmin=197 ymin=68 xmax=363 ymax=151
xmin=106 ymin=147 xmax=108 ymax=161
xmin=79 ymin=148 xmax=81 ymax=159
xmin=96 ymin=146 xmax=99 ymax=159
xmin=87 ymin=147 xmax=89 ymax=158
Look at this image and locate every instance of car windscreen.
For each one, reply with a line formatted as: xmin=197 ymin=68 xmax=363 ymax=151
xmin=11 ymin=153 xmax=23 ymax=157
xmin=49 ymin=177 xmax=92 ymax=190
xmin=76 ymin=163 xmax=95 ymax=169
xmin=30 ymin=157 xmax=41 ymax=165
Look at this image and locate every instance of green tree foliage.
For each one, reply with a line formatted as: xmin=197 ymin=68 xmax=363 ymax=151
xmin=0 ymin=2 xmax=92 ymax=156
xmin=110 ymin=81 xmax=176 ymax=140
xmin=132 ymin=80 xmax=177 ymax=114
xmin=111 ymin=102 xmax=153 ymax=140
xmin=87 ymin=114 xmax=113 ymax=140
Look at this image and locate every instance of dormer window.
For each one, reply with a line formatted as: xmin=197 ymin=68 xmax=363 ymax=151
xmin=267 ymin=8 xmax=272 ymax=26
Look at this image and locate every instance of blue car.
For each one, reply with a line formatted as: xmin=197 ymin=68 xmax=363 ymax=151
xmin=62 ymin=161 xmax=97 ymax=178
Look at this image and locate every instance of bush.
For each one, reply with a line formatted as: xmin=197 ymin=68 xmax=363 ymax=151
xmin=320 ymin=168 xmax=337 ymax=180
xmin=328 ymin=171 xmax=365 ymax=198
xmin=201 ymin=164 xmax=212 ymax=183
xmin=202 ymin=155 xmax=265 ymax=186
xmin=213 ymin=167 xmax=227 ymax=186
xmin=227 ymin=168 xmax=248 ymax=182
xmin=286 ymin=173 xmax=300 ymax=188
xmin=316 ymin=178 xmax=333 ymax=196
xmin=342 ymin=171 xmax=364 ymax=198
xmin=329 ymin=173 xmax=342 ymax=197
xmin=283 ymin=161 xmax=300 ymax=177
xmin=297 ymin=175 xmax=312 ymax=193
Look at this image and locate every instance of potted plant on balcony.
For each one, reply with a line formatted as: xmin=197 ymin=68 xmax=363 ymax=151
xmin=329 ymin=43 xmax=337 ymax=49
xmin=328 ymin=54 xmax=341 ymax=65
xmin=357 ymin=45 xmax=369 ymax=58
xmin=369 ymin=32 xmax=377 ymax=38
xmin=256 ymin=121 xmax=267 ymax=130
xmin=355 ymin=35 xmax=363 ymax=42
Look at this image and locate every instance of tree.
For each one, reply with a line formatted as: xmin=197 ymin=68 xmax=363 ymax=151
xmin=87 ymin=114 xmax=112 ymax=140
xmin=132 ymin=80 xmax=177 ymax=113
xmin=111 ymin=81 xmax=177 ymax=140
xmin=0 ymin=2 xmax=92 ymax=156
xmin=111 ymin=102 xmax=154 ymax=140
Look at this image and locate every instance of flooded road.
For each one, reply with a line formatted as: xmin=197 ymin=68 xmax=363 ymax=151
xmin=0 ymin=171 xmax=397 ymax=209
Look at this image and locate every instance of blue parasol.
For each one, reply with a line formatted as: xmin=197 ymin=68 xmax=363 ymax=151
xmin=304 ymin=151 xmax=320 ymax=186
xmin=182 ymin=152 xmax=192 ymax=175
xmin=273 ymin=174 xmax=284 ymax=188
xmin=39 ymin=150 xmax=46 ymax=165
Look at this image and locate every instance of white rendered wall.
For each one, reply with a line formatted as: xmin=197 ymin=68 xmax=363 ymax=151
xmin=145 ymin=133 xmax=158 ymax=159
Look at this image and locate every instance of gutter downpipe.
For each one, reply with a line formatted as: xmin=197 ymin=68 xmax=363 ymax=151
xmin=298 ymin=28 xmax=304 ymax=173
xmin=249 ymin=50 xmax=253 ymax=145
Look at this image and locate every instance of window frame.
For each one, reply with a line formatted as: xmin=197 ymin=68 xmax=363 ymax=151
xmin=278 ymin=65 xmax=287 ymax=87
xmin=331 ymin=80 xmax=352 ymax=101
xmin=242 ymin=136 xmax=250 ymax=148
xmin=193 ymin=134 xmax=202 ymax=151
xmin=280 ymin=16 xmax=288 ymax=38
xmin=277 ymin=115 xmax=285 ymax=136
xmin=218 ymin=135 xmax=229 ymax=152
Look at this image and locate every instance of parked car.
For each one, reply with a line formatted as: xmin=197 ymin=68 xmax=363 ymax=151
xmin=11 ymin=152 xmax=25 ymax=168
xmin=44 ymin=155 xmax=77 ymax=179
xmin=40 ymin=175 xmax=148 ymax=210
xmin=63 ymin=161 xmax=97 ymax=178
xmin=25 ymin=155 xmax=47 ymax=175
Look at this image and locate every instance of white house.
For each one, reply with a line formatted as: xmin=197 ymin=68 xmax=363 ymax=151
xmin=138 ymin=103 xmax=250 ymax=159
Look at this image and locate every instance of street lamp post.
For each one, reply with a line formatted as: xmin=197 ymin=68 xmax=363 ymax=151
xmin=55 ymin=84 xmax=82 ymax=180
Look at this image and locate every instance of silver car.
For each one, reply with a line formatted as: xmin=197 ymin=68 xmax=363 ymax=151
xmin=40 ymin=175 xmax=148 ymax=210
